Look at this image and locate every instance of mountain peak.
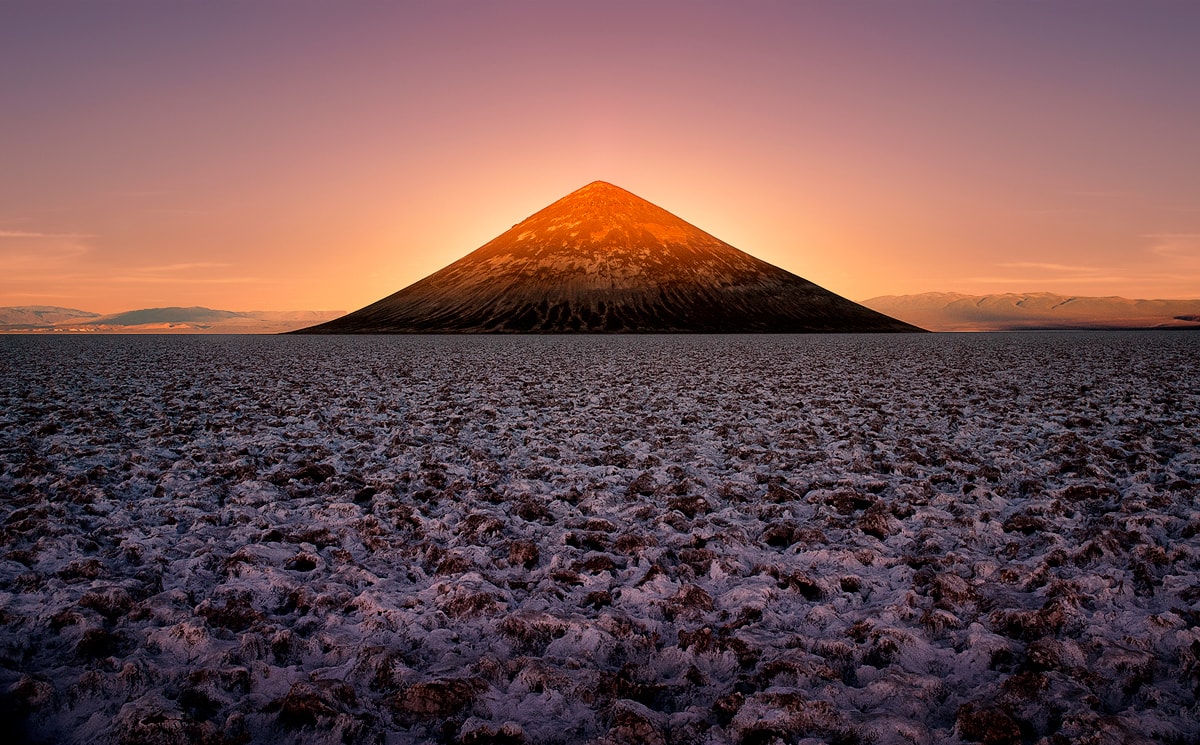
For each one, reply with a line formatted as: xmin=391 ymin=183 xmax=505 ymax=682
xmin=295 ymin=183 xmax=922 ymax=334
xmin=541 ymin=180 xmax=672 ymax=215
xmin=576 ymin=180 xmax=622 ymax=192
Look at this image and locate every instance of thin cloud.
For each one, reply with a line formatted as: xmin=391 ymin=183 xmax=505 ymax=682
xmin=0 ymin=243 xmax=91 ymax=268
xmin=132 ymin=262 xmax=233 ymax=273
xmin=107 ymin=275 xmax=261 ymax=285
xmin=1143 ymin=233 xmax=1200 ymax=261
xmin=967 ymin=275 xmax=1131 ymax=285
xmin=110 ymin=261 xmax=254 ymax=283
xmin=995 ymin=262 xmax=1102 ymax=273
xmin=4 ymin=269 xmax=263 ymax=287
xmin=146 ymin=208 xmax=209 ymax=216
xmin=1015 ymin=209 xmax=1095 ymax=215
xmin=0 ymin=230 xmax=94 ymax=239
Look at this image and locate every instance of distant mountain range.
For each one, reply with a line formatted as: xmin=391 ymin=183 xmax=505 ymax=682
xmin=6 ymin=293 xmax=1198 ymax=335
xmin=0 ymin=306 xmax=101 ymax=326
xmin=861 ymin=292 xmax=1200 ymax=332
xmin=0 ymin=306 xmax=344 ymax=334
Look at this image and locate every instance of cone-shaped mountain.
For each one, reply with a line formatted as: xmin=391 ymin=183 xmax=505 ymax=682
xmin=295 ymin=181 xmax=924 ymax=333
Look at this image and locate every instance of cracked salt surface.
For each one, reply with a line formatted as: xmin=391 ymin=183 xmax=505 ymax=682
xmin=0 ymin=332 xmax=1198 ymax=744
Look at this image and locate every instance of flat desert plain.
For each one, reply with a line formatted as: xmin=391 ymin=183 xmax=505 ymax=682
xmin=1 ymin=333 xmax=1197 ymax=744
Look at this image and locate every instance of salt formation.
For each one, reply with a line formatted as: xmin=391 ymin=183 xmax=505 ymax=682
xmin=0 ymin=332 xmax=1197 ymax=744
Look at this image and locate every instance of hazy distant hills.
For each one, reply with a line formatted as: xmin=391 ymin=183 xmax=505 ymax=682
xmin=296 ymin=181 xmax=921 ymax=334
xmin=0 ymin=306 xmax=100 ymax=326
xmin=861 ymin=292 xmax=1200 ymax=332
xmin=0 ymin=306 xmax=344 ymax=334
xmin=8 ymin=291 xmax=1197 ymax=336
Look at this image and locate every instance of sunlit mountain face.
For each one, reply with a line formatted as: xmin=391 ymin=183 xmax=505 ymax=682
xmin=296 ymin=182 xmax=922 ymax=334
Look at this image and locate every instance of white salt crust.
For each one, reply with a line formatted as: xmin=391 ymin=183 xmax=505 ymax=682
xmin=0 ymin=332 xmax=1197 ymax=744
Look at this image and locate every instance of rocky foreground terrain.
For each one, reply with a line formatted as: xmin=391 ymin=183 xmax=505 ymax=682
xmin=0 ymin=333 xmax=1197 ymax=744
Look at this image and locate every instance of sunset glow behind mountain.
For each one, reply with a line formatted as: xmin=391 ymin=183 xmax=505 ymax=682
xmin=2 ymin=1 xmax=1197 ymax=313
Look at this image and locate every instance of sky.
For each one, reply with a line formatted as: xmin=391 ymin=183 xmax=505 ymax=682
xmin=2 ymin=0 xmax=1198 ymax=313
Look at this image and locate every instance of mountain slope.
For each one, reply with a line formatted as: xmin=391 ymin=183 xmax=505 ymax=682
xmin=862 ymin=292 xmax=1200 ymax=332
xmin=296 ymin=181 xmax=922 ymax=334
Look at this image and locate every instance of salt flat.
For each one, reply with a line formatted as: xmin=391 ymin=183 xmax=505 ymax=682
xmin=1 ymin=333 xmax=1197 ymax=744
